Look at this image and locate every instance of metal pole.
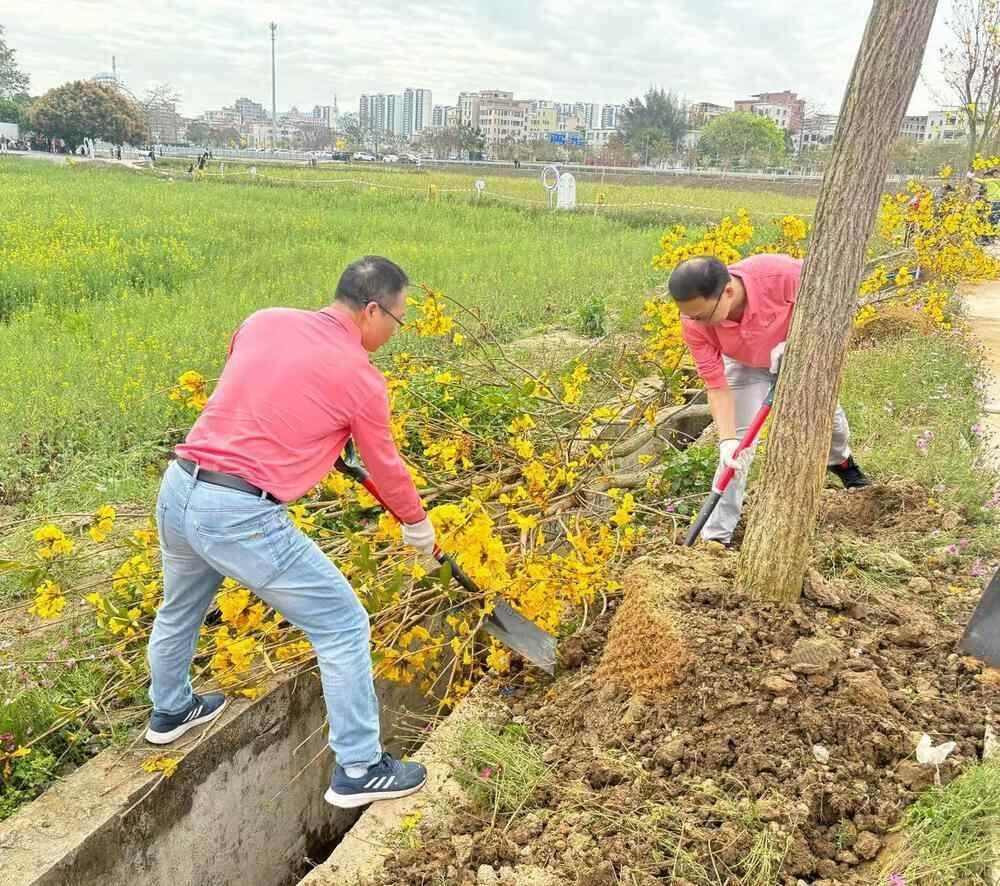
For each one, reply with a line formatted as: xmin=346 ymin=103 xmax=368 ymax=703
xmin=270 ymin=23 xmax=278 ymax=150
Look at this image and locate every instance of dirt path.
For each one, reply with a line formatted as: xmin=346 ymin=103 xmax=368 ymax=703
xmin=962 ymin=278 xmax=1000 ymax=469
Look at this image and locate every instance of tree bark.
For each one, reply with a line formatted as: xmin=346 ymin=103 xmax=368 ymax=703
xmin=736 ymin=0 xmax=938 ymax=603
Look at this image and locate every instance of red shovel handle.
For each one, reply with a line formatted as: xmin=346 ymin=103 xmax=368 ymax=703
xmin=683 ymin=374 xmax=777 ymax=546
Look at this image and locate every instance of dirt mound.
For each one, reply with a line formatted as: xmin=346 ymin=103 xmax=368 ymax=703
xmin=377 ymin=510 xmax=999 ymax=885
xmin=595 ymin=559 xmax=697 ymax=695
xmin=817 ymin=480 xmax=945 ymax=534
xmin=852 ymin=303 xmax=938 ymax=348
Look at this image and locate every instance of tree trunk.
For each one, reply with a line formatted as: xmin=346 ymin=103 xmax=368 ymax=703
xmin=736 ymin=0 xmax=938 ymax=602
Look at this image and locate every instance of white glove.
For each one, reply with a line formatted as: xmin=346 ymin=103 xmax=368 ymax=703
xmin=769 ymin=341 xmax=786 ymax=375
xmin=719 ymin=438 xmax=754 ymax=476
xmin=401 ymin=516 xmax=437 ymax=556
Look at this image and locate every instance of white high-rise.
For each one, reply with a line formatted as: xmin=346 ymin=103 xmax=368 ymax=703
xmin=403 ymin=88 xmax=432 ymax=136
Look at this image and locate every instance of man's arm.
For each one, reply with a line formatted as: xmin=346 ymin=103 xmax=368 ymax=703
xmin=349 ymin=384 xmax=426 ymax=525
xmin=706 ymin=387 xmax=737 ymax=441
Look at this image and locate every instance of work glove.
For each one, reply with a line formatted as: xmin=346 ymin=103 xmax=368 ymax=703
xmin=769 ymin=341 xmax=786 ymax=375
xmin=401 ymin=516 xmax=437 ymax=557
xmin=718 ymin=438 xmax=754 ymax=477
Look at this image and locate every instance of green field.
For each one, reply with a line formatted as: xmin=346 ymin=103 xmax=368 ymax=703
xmin=0 ymin=159 xmax=810 ymax=512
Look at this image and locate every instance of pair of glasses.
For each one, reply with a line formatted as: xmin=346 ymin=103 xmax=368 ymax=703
xmin=690 ymin=289 xmax=726 ymax=324
xmin=371 ymin=302 xmax=405 ymax=327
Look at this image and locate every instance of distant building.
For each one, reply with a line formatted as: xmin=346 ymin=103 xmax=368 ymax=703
xmin=586 ymin=128 xmax=617 ymax=149
xmin=477 ymin=89 xmax=530 ymax=147
xmin=146 ymin=101 xmax=183 ymax=143
xmin=431 ymin=104 xmax=455 ymax=127
xmin=403 ymin=88 xmax=432 ymax=136
xmin=600 ymin=103 xmax=624 ymax=130
xmin=734 ymin=90 xmax=805 ymax=133
xmin=926 ymin=108 xmax=966 ymax=142
xmin=458 ymin=92 xmax=481 ymax=128
xmin=797 ymin=113 xmax=839 ymax=151
xmin=686 ymin=101 xmax=730 ymax=127
xmin=234 ymin=97 xmax=268 ymax=123
xmin=899 ymin=114 xmax=928 ymax=141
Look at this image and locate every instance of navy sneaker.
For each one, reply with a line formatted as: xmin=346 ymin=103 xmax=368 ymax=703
xmin=325 ymin=751 xmax=427 ymax=809
xmin=145 ymin=692 xmax=228 ymax=745
xmin=828 ymin=456 xmax=871 ymax=489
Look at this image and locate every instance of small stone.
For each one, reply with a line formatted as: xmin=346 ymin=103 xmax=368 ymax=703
xmin=803 ymin=569 xmax=846 ymax=609
xmin=835 ymin=850 xmax=860 ymax=865
xmin=907 ymin=576 xmax=933 ymax=595
xmin=477 ymin=865 xmax=499 ymax=886
xmin=812 ymin=744 xmax=831 ymax=764
xmin=762 ymin=674 xmax=798 ymax=695
xmin=596 ymin=681 xmax=619 ymax=704
xmin=887 ymin=603 xmax=937 ymax=648
xmin=622 ymin=695 xmax=647 ymax=724
xmin=772 ymin=697 xmax=789 ymax=709
xmin=788 ymin=637 xmax=842 ymax=675
xmin=941 ymin=511 xmax=961 ymax=531
xmin=654 ymin=735 xmax=688 ymax=767
xmin=839 ymin=670 xmax=890 ymax=711
xmin=896 ymin=759 xmax=935 ymax=790
xmin=854 ymin=831 xmax=882 ymax=860
xmin=542 ymin=745 xmax=560 ymax=764
xmin=807 ymin=674 xmax=835 ymax=690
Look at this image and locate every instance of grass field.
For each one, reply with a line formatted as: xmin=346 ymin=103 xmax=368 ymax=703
xmin=0 ymin=159 xmax=810 ymax=512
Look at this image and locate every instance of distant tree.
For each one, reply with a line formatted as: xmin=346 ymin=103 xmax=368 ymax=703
xmin=940 ymin=0 xmax=1000 ymax=165
xmin=337 ymin=112 xmax=365 ymax=150
xmin=458 ymin=124 xmax=486 ymax=159
xmin=698 ymin=111 xmax=786 ymax=167
xmin=415 ymin=127 xmax=462 ymax=159
xmin=29 ymin=80 xmax=147 ymax=151
xmin=0 ymin=26 xmax=29 ymax=100
xmin=620 ymin=87 xmax=687 ymax=156
xmin=207 ymin=125 xmax=240 ymax=147
xmin=0 ymin=95 xmax=29 ymax=127
xmin=141 ymin=82 xmax=180 ymax=109
xmin=300 ymin=126 xmax=333 ymax=151
xmin=185 ymin=120 xmax=209 ymax=146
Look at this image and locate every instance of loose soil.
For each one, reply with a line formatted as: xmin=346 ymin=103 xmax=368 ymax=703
xmin=376 ymin=482 xmax=1000 ymax=886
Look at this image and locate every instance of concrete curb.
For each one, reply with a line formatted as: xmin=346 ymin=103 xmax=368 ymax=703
xmin=297 ymin=681 xmax=503 ymax=886
xmin=0 ymin=669 xmax=431 ymax=886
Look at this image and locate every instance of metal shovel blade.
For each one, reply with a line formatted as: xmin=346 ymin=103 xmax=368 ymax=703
xmin=959 ymin=568 xmax=1000 ymax=667
xmin=483 ymin=599 xmax=557 ymax=675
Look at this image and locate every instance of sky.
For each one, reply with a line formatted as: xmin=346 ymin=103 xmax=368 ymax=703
xmin=4 ymin=1 xmax=957 ymax=119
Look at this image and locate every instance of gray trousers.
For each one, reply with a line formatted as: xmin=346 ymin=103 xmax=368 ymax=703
xmin=701 ymin=358 xmax=852 ymax=543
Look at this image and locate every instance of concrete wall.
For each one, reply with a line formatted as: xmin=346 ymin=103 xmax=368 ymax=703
xmin=0 ymin=671 xmax=429 ymax=886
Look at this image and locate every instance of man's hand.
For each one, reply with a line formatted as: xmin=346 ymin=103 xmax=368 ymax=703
xmin=769 ymin=341 xmax=786 ymax=375
xmin=401 ymin=517 xmax=437 ymax=556
xmin=718 ymin=438 xmax=754 ymax=476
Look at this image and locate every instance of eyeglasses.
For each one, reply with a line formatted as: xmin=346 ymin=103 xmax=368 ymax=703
xmin=689 ymin=290 xmax=726 ymax=324
xmin=372 ymin=301 xmax=405 ymax=328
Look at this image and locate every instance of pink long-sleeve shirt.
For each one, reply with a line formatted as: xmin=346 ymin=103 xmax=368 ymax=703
xmin=680 ymin=253 xmax=803 ymax=390
xmin=175 ymin=304 xmax=425 ymax=522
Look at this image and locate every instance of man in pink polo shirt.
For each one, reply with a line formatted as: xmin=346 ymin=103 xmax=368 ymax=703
xmin=668 ymin=253 xmax=870 ymax=545
xmin=145 ymin=256 xmax=434 ymax=808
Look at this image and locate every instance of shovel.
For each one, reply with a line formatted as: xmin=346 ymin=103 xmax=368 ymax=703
xmin=959 ymin=567 xmax=1000 ymax=667
xmin=683 ymin=373 xmax=777 ymax=546
xmin=334 ymin=443 xmax=557 ymax=674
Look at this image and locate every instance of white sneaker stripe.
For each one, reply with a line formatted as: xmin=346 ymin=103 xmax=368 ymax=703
xmin=363 ymin=777 xmax=379 ymax=789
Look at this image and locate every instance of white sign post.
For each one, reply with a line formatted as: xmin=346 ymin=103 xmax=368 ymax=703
xmin=556 ymin=172 xmax=577 ymax=210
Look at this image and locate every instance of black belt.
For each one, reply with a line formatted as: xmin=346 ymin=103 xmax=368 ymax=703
xmin=175 ymin=458 xmax=281 ymax=504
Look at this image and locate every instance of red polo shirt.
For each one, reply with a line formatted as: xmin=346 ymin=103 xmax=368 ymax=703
xmin=681 ymin=253 xmax=802 ymax=389
xmin=176 ymin=304 xmax=425 ymax=522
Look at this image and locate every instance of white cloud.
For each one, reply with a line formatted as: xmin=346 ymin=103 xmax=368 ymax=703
xmin=3 ymin=1 xmax=956 ymax=118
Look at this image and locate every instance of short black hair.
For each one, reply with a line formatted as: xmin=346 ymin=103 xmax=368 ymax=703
xmin=335 ymin=256 xmax=409 ymax=309
xmin=667 ymin=256 xmax=731 ymax=303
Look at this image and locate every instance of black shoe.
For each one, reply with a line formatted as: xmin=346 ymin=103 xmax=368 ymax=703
xmin=828 ymin=456 xmax=871 ymax=489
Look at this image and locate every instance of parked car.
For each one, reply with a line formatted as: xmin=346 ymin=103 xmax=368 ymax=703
xmin=399 ymin=153 xmax=420 ymax=164
xmin=382 ymin=154 xmax=400 ymax=163
xmin=331 ymin=151 xmax=351 ymax=161
xmin=352 ymin=151 xmax=376 ymax=161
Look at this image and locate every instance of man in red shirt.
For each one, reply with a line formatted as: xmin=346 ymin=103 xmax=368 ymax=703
xmin=668 ymin=253 xmax=870 ymax=545
xmin=145 ymin=256 xmax=434 ymax=808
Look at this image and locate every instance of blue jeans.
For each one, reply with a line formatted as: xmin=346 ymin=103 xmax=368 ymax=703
xmin=147 ymin=460 xmax=381 ymax=769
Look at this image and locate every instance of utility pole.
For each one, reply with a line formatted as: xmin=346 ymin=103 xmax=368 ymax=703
xmin=270 ymin=22 xmax=278 ymax=150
